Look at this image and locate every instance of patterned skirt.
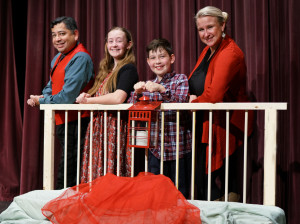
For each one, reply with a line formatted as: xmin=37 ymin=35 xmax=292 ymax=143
xmin=80 ymin=111 xmax=131 ymax=183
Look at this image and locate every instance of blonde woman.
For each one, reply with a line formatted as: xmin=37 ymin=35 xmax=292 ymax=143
xmin=76 ymin=27 xmax=138 ymax=182
xmin=189 ymin=6 xmax=253 ymax=201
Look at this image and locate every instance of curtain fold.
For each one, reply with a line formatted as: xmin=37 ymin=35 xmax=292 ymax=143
xmin=0 ymin=0 xmax=22 ymax=201
xmin=21 ymin=0 xmax=51 ymax=194
xmin=233 ymin=0 xmax=270 ymax=205
xmin=2 ymin=0 xmax=299 ymax=223
xmin=269 ymin=0 xmax=300 ymax=222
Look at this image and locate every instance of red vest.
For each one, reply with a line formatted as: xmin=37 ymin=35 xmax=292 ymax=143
xmin=51 ymin=43 xmax=93 ymax=125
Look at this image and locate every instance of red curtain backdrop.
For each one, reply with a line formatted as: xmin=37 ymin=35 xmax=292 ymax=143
xmin=0 ymin=0 xmax=22 ymax=201
xmin=1 ymin=0 xmax=299 ymax=223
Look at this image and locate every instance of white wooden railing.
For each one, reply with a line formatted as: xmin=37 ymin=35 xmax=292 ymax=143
xmin=40 ymin=102 xmax=287 ymax=206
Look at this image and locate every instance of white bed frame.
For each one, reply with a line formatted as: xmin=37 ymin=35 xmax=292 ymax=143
xmin=40 ymin=102 xmax=287 ymax=206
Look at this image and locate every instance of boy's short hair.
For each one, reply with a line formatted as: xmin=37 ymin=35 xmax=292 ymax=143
xmin=146 ymin=38 xmax=174 ymax=57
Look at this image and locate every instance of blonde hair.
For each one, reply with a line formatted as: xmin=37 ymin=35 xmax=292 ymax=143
xmin=195 ymin=6 xmax=228 ymax=25
xmin=88 ymin=27 xmax=136 ymax=95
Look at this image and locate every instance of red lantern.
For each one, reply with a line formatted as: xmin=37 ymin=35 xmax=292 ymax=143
xmin=127 ymin=96 xmax=162 ymax=149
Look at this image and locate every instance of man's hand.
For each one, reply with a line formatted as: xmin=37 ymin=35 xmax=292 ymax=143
xmin=27 ymin=95 xmax=44 ymax=107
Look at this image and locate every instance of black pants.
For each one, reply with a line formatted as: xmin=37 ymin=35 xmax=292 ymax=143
xmin=55 ymin=117 xmax=89 ymax=189
xmin=148 ymin=151 xmax=191 ymax=198
xmin=194 ymin=111 xmax=238 ymax=200
xmin=195 ymin=142 xmax=238 ymax=200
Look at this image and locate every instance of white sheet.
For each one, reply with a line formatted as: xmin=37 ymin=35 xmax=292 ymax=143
xmin=0 ymin=190 xmax=286 ymax=224
xmin=0 ymin=190 xmax=64 ymax=224
xmin=188 ymin=200 xmax=286 ymax=224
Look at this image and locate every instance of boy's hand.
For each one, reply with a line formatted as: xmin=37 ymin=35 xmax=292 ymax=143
xmin=145 ymin=81 xmax=166 ymax=93
xmin=134 ymin=81 xmax=146 ymax=94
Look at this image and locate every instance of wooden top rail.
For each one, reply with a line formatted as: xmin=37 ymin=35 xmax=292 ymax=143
xmin=40 ymin=102 xmax=287 ymax=111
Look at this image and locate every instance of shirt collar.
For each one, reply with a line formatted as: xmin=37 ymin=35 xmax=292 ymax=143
xmin=154 ymin=71 xmax=176 ymax=83
xmin=60 ymin=41 xmax=79 ymax=57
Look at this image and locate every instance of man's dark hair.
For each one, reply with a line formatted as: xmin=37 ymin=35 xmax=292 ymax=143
xmin=50 ymin=16 xmax=78 ymax=32
xmin=146 ymin=38 xmax=174 ymax=57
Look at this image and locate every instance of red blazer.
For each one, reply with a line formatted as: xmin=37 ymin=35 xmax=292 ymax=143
xmin=189 ymin=36 xmax=253 ymax=172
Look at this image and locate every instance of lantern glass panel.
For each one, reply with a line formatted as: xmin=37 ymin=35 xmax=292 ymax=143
xmin=128 ymin=120 xmax=149 ymax=147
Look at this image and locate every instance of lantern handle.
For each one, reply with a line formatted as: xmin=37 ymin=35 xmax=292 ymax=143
xmin=139 ymin=95 xmax=150 ymax=102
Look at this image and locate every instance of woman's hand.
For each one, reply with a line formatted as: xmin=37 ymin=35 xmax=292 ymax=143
xmin=76 ymin=92 xmax=91 ymax=104
xmin=189 ymin=95 xmax=197 ymax=103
